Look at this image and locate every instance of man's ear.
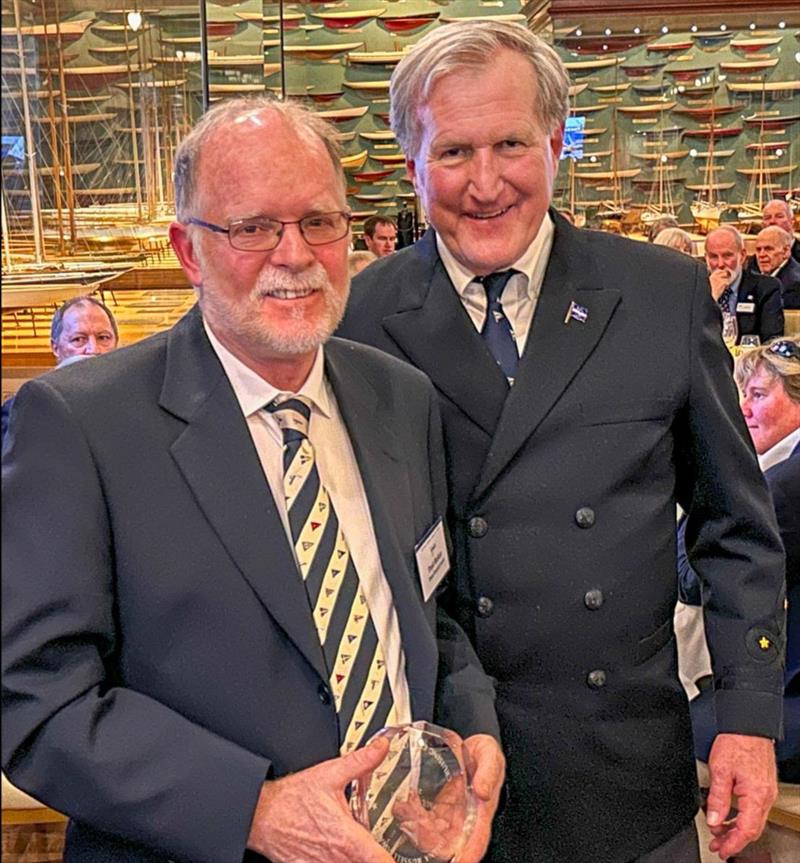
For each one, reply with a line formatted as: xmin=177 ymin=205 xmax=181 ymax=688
xmin=169 ymin=221 xmax=203 ymax=287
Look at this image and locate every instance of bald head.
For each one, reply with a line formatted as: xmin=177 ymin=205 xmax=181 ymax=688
xmin=762 ymin=199 xmax=794 ymax=234
xmin=755 ymin=226 xmax=792 ymax=274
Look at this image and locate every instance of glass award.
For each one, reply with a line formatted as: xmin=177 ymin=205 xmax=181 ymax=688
xmin=350 ymin=721 xmax=477 ymax=863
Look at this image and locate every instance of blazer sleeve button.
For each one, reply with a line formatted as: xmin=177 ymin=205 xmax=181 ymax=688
xmin=587 ymin=669 xmax=607 ymax=689
xmin=575 ymin=507 xmax=596 ymax=528
xmin=317 ymin=683 xmax=332 ymax=705
xmin=468 ymin=516 xmax=489 ymax=538
xmin=584 ymin=588 xmax=604 ymax=610
xmin=476 ymin=596 xmax=495 ymax=618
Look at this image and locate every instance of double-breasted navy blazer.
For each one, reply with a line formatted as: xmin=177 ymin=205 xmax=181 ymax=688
xmin=338 ymin=215 xmax=786 ymax=862
xmin=1 ymin=306 xmax=499 ymax=862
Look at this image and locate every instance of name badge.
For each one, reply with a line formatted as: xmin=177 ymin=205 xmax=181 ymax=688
xmin=414 ymin=517 xmax=450 ymax=602
xmin=736 ymin=302 xmax=755 ymax=314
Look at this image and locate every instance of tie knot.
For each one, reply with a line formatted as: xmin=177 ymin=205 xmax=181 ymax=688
xmin=478 ymin=270 xmax=515 ymax=303
xmin=266 ymin=396 xmax=311 ymax=438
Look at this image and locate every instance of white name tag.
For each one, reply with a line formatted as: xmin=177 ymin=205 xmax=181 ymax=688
xmin=415 ymin=517 xmax=450 ymax=602
xmin=736 ymin=302 xmax=755 ymax=314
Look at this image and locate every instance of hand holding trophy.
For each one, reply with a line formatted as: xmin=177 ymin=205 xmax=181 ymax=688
xmin=350 ymin=721 xmax=478 ymax=863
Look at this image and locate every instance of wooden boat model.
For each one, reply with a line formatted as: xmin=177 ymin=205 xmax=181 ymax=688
xmin=730 ymin=36 xmax=782 ymax=52
xmin=631 ymin=150 xmax=689 ymax=161
xmin=306 ymin=91 xmax=344 ymax=103
xmin=646 ymin=40 xmax=692 ymax=53
xmin=621 ymin=62 xmax=666 ymax=78
xmin=720 ymin=58 xmax=780 ymax=73
xmin=315 ymin=105 xmax=370 ymax=123
xmin=285 ymin=43 xmax=364 ymax=60
xmin=727 ymin=81 xmax=800 ymax=94
xmin=690 ymin=31 xmax=732 ymax=49
xmin=589 ymin=83 xmax=630 ymax=94
xmin=344 ymin=80 xmax=391 ymax=93
xmin=7 ymin=18 xmax=93 ymax=40
xmin=62 ymin=63 xmax=155 ymax=89
xmin=369 ymin=153 xmax=406 ymax=165
xmin=640 ymin=125 xmax=683 ymax=137
xmin=617 ymin=102 xmax=676 ymax=115
xmin=204 ymin=55 xmax=268 ymax=68
xmin=574 ymin=168 xmax=641 ymax=180
xmin=558 ymin=32 xmax=649 ymax=54
xmin=682 ymin=126 xmax=742 ymax=139
xmin=380 ymin=12 xmax=439 ymax=33
xmin=673 ymin=104 xmax=741 ymax=120
xmin=568 ymin=83 xmax=589 ymax=98
xmin=632 ymin=82 xmax=672 ymax=94
xmin=737 ymin=164 xmax=797 ymax=177
xmin=746 ymin=141 xmax=790 ymax=151
xmin=570 ymin=104 xmax=611 ymax=115
xmin=208 ymin=83 xmax=267 ymax=94
xmin=115 ymin=78 xmax=186 ymax=90
xmin=66 ymin=94 xmax=113 ymax=105
xmin=31 ymin=111 xmax=115 ymax=125
xmin=686 ymin=182 xmax=735 ymax=191
xmin=3 ymin=162 xmax=101 ymax=178
xmin=563 ymin=57 xmax=625 ymax=72
xmin=352 ymin=169 xmax=396 ymax=183
xmin=664 ymin=64 xmax=714 ymax=82
xmin=347 ymin=50 xmax=409 ymax=65
xmin=692 ymin=149 xmax=735 ymax=158
xmin=359 ymin=130 xmax=396 ymax=142
xmin=352 ymin=193 xmax=393 ymax=202
xmin=340 ymin=150 xmax=368 ymax=171
xmin=744 ymin=113 xmax=800 ymax=129
xmin=440 ymin=13 xmax=526 ymax=23
xmin=311 ymin=9 xmax=386 ymax=29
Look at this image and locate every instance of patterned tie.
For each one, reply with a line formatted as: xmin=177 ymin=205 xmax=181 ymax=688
xmin=477 ymin=270 xmax=518 ymax=385
xmin=717 ymin=286 xmax=733 ymax=314
xmin=267 ymin=397 xmax=396 ymax=753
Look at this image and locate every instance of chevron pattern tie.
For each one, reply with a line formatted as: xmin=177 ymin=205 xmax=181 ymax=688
xmin=717 ymin=286 xmax=734 ymax=314
xmin=267 ymin=397 xmax=396 ymax=753
xmin=477 ymin=270 xmax=518 ymax=385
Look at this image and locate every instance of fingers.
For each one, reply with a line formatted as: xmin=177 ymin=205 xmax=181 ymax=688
xmin=321 ymin=736 xmax=391 ymax=787
xmin=464 ymin=735 xmax=505 ymax=801
xmin=456 ymin=802 xmax=492 ymax=863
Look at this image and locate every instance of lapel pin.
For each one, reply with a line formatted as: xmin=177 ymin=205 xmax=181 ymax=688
xmin=564 ymin=301 xmax=588 ymax=325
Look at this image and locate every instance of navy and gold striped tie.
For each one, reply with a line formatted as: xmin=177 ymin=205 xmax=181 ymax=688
xmin=267 ymin=397 xmax=396 ymax=753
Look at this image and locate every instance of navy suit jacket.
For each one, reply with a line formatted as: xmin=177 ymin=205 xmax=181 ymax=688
xmin=746 ymin=255 xmax=800 ymax=311
xmin=733 ymin=269 xmax=784 ymax=343
xmin=1 ymin=307 xmax=499 ymax=862
xmin=338 ymin=215 xmax=786 ymax=862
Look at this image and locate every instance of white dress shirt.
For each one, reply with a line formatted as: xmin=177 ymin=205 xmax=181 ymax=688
xmin=436 ymin=213 xmax=555 ymax=357
xmin=204 ymin=321 xmax=411 ymax=724
xmin=759 ymin=426 xmax=800 ymax=472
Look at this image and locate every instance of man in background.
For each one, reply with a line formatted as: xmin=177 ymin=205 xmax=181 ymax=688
xmin=3 ymin=97 xmax=503 ymax=863
xmin=751 ymin=226 xmax=800 ymax=310
xmin=363 ymin=215 xmax=398 ymax=258
xmin=2 ymin=295 xmax=119 ymax=445
xmin=340 ymin=19 xmax=786 ymax=863
xmin=762 ymin=199 xmax=799 ymax=264
xmin=705 ymin=225 xmax=784 ymax=344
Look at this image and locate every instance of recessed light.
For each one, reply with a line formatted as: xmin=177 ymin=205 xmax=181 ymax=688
xmin=661 ymin=25 xmax=669 ymax=35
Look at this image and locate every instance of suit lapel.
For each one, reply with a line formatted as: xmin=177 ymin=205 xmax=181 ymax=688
xmin=381 ymin=231 xmax=509 ymax=438
xmin=160 ymin=307 xmax=328 ymax=683
xmin=474 ymin=222 xmax=621 ymax=501
xmin=325 ymin=341 xmax=438 ymax=718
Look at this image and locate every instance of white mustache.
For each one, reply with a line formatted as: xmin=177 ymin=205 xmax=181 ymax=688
xmin=252 ymin=263 xmax=332 ymax=298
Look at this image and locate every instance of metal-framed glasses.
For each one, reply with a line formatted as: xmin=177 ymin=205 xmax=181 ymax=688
xmin=767 ymin=340 xmax=800 ymax=361
xmin=186 ymin=211 xmax=352 ymax=252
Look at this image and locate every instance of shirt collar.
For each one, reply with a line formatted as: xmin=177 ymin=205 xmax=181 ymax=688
xmin=435 ymin=212 xmax=555 ymax=296
xmin=758 ymin=426 xmax=800 ymax=473
xmin=202 ymin=318 xmax=331 ymax=419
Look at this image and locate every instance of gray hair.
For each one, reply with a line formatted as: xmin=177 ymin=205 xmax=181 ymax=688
xmin=50 ymin=296 xmax=119 ymax=344
xmin=173 ymin=96 xmax=345 ymax=222
xmin=763 ymin=198 xmax=793 ymax=219
xmin=653 ymin=227 xmax=694 ymax=255
xmin=389 ymin=20 xmax=570 ymax=160
xmin=757 ymin=225 xmax=793 ymax=249
xmin=706 ymin=224 xmax=744 ymax=252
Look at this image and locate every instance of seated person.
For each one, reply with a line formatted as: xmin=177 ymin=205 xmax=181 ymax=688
xmin=1 ymin=295 xmax=119 ymax=446
xmin=348 ymin=249 xmax=377 ymax=278
xmin=653 ymin=227 xmax=694 ymax=256
xmin=678 ymin=338 xmax=800 ymax=782
xmin=749 ymin=226 xmax=800 ymax=310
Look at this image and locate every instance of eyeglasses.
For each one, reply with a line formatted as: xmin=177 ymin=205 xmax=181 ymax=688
xmin=767 ymin=340 xmax=800 ymax=361
xmin=186 ymin=211 xmax=352 ymax=252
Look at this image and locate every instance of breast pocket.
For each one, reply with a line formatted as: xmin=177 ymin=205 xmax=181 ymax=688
xmin=579 ymin=398 xmax=674 ymax=427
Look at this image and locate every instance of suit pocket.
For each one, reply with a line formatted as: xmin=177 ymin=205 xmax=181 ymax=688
xmin=579 ymin=398 xmax=673 ymax=427
xmin=635 ymin=618 xmax=674 ymax=665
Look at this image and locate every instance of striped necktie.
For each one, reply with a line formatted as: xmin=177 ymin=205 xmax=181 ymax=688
xmin=267 ymin=396 xmax=396 ymax=753
xmin=477 ymin=270 xmax=518 ymax=385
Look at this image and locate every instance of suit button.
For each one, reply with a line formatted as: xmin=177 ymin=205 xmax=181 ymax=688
xmin=476 ymin=596 xmax=494 ymax=618
xmin=575 ymin=507 xmax=595 ymax=528
xmin=587 ymin=669 xmax=607 ymax=689
xmin=317 ymin=683 xmax=331 ymax=705
xmin=584 ymin=589 xmax=604 ymax=610
xmin=468 ymin=517 xmax=488 ymax=538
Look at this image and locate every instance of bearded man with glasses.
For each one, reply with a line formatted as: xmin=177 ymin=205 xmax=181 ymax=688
xmin=2 ymin=97 xmax=504 ymax=863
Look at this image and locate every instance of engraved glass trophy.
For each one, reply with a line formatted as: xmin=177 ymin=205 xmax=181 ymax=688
xmin=350 ymin=721 xmax=477 ymax=863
